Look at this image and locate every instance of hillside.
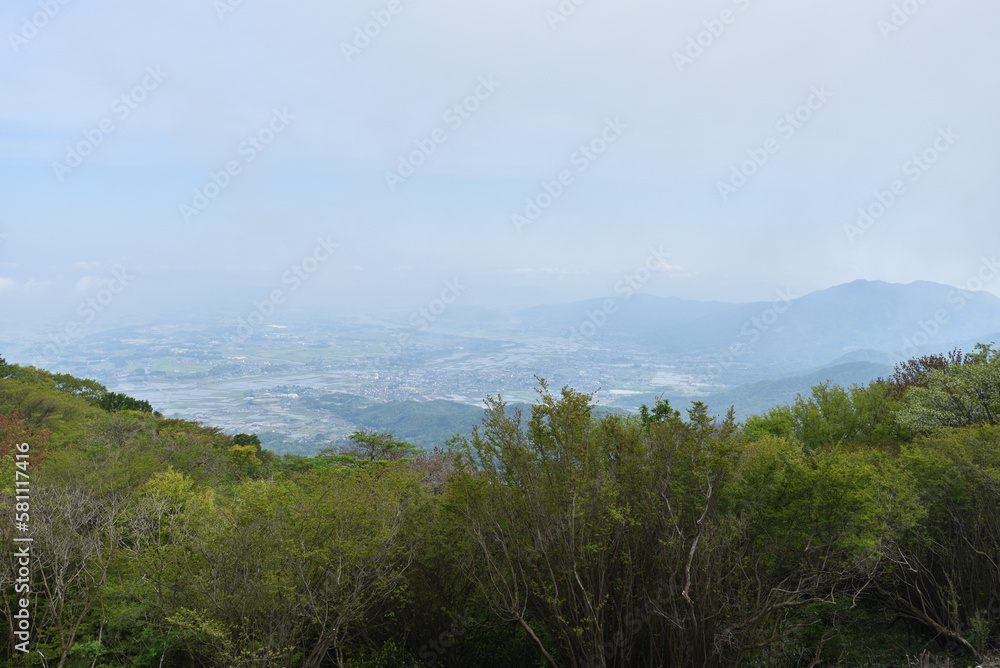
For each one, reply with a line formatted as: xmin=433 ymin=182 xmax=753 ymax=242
xmin=296 ymin=392 xmax=627 ymax=452
xmin=3 ymin=351 xmax=1000 ymax=666
xmin=301 ymin=393 xmax=485 ymax=449
xmin=707 ymin=360 xmax=894 ymax=419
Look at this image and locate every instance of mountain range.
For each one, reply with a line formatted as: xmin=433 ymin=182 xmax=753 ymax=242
xmin=432 ymin=279 xmax=1000 ymax=378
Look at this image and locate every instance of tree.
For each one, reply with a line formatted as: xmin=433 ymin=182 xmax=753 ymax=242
xmin=96 ymin=391 xmax=153 ymax=414
xmin=233 ymin=433 xmax=262 ymax=449
xmin=449 ymin=381 xmax=897 ymax=667
xmin=406 ymin=444 xmax=458 ymax=494
xmin=0 ymin=411 xmax=51 ymax=465
xmin=637 ymin=395 xmax=681 ymax=431
xmin=51 ymin=373 xmax=107 ymax=404
xmin=896 ymin=343 xmax=1000 ymax=433
xmin=133 ymin=467 xmax=421 ymax=667
xmin=0 ymin=483 xmax=129 ymax=668
xmin=875 ymin=425 xmax=1000 ymax=662
xmin=322 ymin=430 xmax=420 ymax=466
xmin=783 ymin=381 xmax=910 ymax=450
xmin=227 ymin=433 xmax=265 ymax=475
xmin=449 ymin=382 xmax=610 ymax=666
xmin=228 ymin=443 xmax=263 ymax=473
xmin=879 ymin=348 xmax=970 ymax=400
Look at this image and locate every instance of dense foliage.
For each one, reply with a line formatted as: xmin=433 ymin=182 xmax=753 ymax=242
xmin=2 ymin=347 xmax=1000 ymax=667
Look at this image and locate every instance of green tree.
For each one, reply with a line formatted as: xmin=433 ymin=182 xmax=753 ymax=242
xmin=108 ymin=458 xmax=424 ymax=668
xmin=96 ymin=391 xmax=153 ymax=414
xmin=233 ymin=433 xmax=262 ymax=449
xmin=786 ymin=381 xmax=910 ymax=450
xmin=875 ymin=424 xmax=1000 ymax=662
xmin=879 ymin=347 xmax=970 ymax=399
xmin=896 ymin=343 xmax=1000 ymax=433
xmin=637 ymin=395 xmax=681 ymax=431
xmin=449 ymin=381 xmax=900 ymax=667
xmin=322 ymin=430 xmax=420 ymax=466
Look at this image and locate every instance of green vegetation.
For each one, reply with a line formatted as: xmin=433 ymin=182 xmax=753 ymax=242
xmin=706 ymin=360 xmax=893 ymax=420
xmin=296 ymin=393 xmax=628 ymax=454
xmin=300 ymin=393 xmax=489 ymax=450
xmin=2 ymin=348 xmax=1000 ymax=666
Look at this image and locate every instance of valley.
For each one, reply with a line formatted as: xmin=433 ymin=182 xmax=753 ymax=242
xmin=7 ymin=279 xmax=998 ymax=455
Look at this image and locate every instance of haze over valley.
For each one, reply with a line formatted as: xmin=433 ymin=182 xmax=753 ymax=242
xmin=5 ymin=277 xmax=998 ymax=453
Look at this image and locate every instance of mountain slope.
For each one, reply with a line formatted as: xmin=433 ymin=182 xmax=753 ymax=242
xmin=382 ymin=281 xmax=1000 ymax=381
xmin=707 ymin=361 xmax=894 ymax=419
xmin=657 ymin=280 xmax=998 ymax=366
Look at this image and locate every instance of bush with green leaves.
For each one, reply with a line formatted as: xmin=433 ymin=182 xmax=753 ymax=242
xmin=896 ymin=342 xmax=1000 ymax=433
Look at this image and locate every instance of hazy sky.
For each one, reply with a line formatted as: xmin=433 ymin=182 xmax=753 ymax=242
xmin=2 ymin=0 xmax=999 ymax=325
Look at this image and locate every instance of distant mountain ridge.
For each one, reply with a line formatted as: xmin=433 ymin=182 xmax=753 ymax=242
xmin=427 ymin=279 xmax=1000 ymax=376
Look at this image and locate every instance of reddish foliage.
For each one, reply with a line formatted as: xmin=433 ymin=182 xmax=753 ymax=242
xmin=0 ymin=411 xmax=52 ymax=467
xmin=877 ymin=348 xmax=971 ymax=400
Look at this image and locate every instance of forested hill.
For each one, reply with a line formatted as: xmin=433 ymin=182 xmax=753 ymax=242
xmin=706 ymin=360 xmax=893 ymax=419
xmin=288 ymin=392 xmax=626 ymax=453
xmin=2 ymin=349 xmax=1000 ymax=667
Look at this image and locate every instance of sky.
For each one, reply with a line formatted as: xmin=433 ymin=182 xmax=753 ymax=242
xmin=1 ymin=0 xmax=999 ymax=331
